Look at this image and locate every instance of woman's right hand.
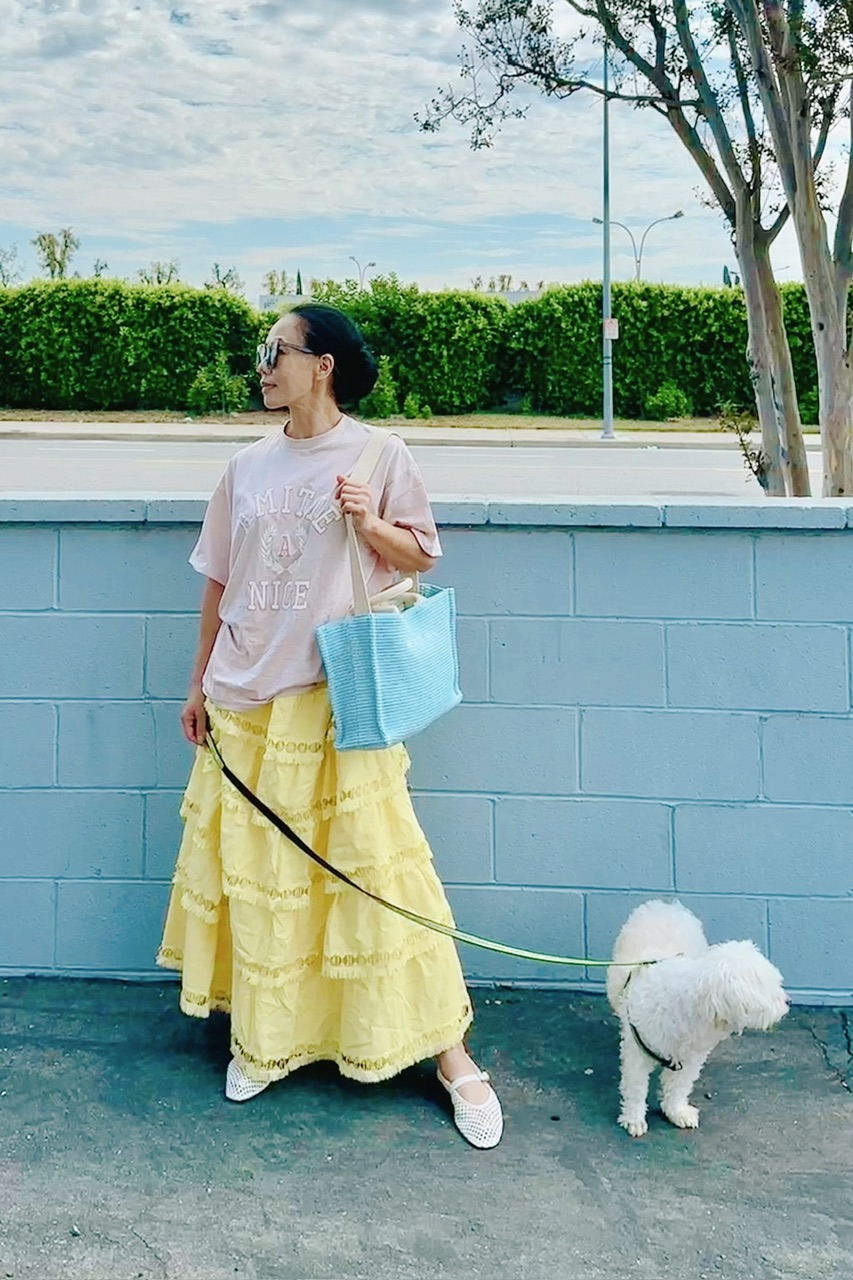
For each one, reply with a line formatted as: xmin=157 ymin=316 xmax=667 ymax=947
xmin=181 ymin=687 xmax=208 ymax=746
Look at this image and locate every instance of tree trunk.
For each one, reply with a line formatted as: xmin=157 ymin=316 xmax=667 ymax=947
xmin=736 ymin=211 xmax=788 ymax=495
xmin=814 ymin=324 xmax=853 ymax=495
xmin=754 ymin=238 xmax=811 ymax=496
xmin=796 ymin=210 xmax=853 ymax=495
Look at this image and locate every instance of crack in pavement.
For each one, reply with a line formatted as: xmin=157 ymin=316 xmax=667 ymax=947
xmin=808 ymin=1011 xmax=852 ymax=1094
xmin=129 ymin=1226 xmax=169 ymax=1280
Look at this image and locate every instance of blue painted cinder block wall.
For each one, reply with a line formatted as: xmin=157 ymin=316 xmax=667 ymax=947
xmin=2 ymin=497 xmax=852 ymax=1003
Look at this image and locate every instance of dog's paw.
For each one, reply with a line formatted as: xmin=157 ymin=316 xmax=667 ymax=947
xmin=618 ymin=1113 xmax=648 ymax=1138
xmin=663 ymin=1104 xmax=699 ymax=1130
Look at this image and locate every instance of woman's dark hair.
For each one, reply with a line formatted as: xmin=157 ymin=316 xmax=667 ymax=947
xmin=290 ymin=303 xmax=378 ymax=408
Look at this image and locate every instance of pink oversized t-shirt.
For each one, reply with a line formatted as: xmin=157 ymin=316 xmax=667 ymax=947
xmin=190 ymin=416 xmax=442 ymax=710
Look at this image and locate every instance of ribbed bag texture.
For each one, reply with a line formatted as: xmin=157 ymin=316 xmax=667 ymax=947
xmin=316 ymin=580 xmax=462 ymax=751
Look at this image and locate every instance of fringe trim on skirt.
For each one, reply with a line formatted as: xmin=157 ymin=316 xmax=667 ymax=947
xmin=157 ymin=686 xmax=473 ymax=1083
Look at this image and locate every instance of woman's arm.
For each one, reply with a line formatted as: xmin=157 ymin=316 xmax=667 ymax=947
xmin=180 ymin=576 xmax=225 ymax=745
xmin=335 ymin=476 xmax=437 ymax=574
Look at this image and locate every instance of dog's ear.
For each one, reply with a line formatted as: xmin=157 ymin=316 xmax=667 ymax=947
xmin=697 ymin=941 xmax=786 ymax=1033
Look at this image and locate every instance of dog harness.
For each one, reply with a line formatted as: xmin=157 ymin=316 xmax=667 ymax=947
xmin=622 ymin=972 xmax=683 ymax=1072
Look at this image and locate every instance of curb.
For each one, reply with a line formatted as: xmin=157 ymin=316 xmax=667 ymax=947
xmin=0 ymin=424 xmax=824 ymax=450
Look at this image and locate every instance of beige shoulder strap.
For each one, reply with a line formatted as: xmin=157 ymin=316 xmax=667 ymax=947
xmin=348 ymin=426 xmax=397 ymax=486
xmin=344 ymin=427 xmax=415 ymax=616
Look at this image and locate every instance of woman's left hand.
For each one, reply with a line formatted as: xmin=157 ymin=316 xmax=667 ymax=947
xmin=335 ymin=476 xmax=375 ymax=530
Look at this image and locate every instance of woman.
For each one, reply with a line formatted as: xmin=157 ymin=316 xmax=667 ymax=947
xmin=157 ymin=302 xmax=503 ymax=1149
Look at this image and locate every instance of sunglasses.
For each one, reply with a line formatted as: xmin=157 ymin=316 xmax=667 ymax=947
xmin=256 ymin=338 xmax=315 ymax=371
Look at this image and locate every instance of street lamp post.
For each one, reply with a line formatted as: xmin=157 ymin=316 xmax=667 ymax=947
xmin=601 ymin=42 xmax=614 ymax=441
xmin=348 ymin=255 xmax=376 ymax=289
xmin=593 ymin=211 xmax=684 ymax=280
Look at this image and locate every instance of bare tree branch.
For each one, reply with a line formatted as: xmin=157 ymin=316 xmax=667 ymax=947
xmin=834 ymin=90 xmax=853 ymax=273
xmin=672 ymin=0 xmax=748 ymax=199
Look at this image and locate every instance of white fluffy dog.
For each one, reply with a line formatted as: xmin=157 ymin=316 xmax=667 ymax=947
xmin=606 ymin=900 xmax=789 ymax=1137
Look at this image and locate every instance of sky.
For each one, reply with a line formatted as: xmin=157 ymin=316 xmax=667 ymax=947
xmin=0 ymin=0 xmax=841 ymax=302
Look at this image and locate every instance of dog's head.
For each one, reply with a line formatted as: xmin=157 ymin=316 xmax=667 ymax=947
xmin=697 ymin=940 xmax=789 ymax=1033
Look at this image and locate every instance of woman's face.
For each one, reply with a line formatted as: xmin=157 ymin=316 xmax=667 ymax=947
xmin=258 ymin=314 xmax=329 ymax=410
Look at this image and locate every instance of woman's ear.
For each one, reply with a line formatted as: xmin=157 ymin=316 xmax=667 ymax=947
xmin=317 ymin=353 xmax=334 ymax=380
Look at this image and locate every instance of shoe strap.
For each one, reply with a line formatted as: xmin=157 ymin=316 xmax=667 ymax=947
xmin=441 ymin=1069 xmax=489 ymax=1094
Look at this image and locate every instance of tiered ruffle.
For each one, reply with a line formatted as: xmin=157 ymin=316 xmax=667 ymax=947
xmin=157 ymin=686 xmax=473 ymax=1082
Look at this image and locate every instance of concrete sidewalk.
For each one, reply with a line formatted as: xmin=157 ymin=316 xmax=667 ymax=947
xmin=0 ymin=418 xmax=823 ymax=449
xmin=1 ymin=980 xmax=850 ymax=1280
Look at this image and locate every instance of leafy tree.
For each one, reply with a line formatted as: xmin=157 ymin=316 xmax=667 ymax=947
xmin=359 ymin=355 xmax=399 ymax=418
xmin=0 ymin=244 xmax=21 ymax=286
xmin=205 ymin=263 xmax=245 ymax=294
xmin=262 ymin=270 xmax=292 ymax=296
xmin=296 ymin=269 xmax=303 ymax=295
xmin=137 ymin=260 xmax=180 ymax=285
xmin=32 ymin=228 xmax=80 ymax=280
xmin=418 ymin=0 xmax=853 ymax=494
xmin=92 ymin=259 xmax=109 ymax=278
xmin=187 ymin=351 xmax=248 ymax=414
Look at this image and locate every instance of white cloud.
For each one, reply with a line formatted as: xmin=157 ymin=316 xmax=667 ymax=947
xmin=0 ymin=0 xmax=842 ymax=292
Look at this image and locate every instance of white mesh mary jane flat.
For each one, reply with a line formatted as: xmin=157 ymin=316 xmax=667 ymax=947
xmin=225 ymin=1058 xmax=271 ymax=1103
xmin=437 ymin=1067 xmax=504 ymax=1149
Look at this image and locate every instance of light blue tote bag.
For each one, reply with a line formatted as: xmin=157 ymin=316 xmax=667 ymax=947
xmin=316 ymin=428 xmax=462 ymax=751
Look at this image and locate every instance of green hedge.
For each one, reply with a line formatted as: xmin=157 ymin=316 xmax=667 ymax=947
xmin=0 ymin=279 xmax=262 ymax=409
xmin=510 ymin=283 xmax=756 ymax=416
xmin=312 ymin=278 xmax=510 ymax=415
xmin=0 ymin=276 xmax=820 ymax=417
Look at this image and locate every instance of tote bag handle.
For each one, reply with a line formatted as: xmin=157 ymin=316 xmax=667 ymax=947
xmin=344 ymin=427 xmax=419 ymax=616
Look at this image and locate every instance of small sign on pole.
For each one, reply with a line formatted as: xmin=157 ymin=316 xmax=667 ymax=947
xmin=603 ymin=317 xmax=620 ymax=341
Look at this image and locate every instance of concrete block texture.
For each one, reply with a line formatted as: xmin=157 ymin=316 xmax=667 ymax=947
xmin=575 ymin=530 xmax=753 ymax=619
xmin=56 ymin=880 xmax=171 ymax=970
xmin=581 ymin=709 xmax=761 ymax=800
xmin=58 ymin=702 xmax=158 ymax=788
xmin=763 ymin=715 xmax=853 ymax=803
xmin=455 ymin=618 xmax=489 ymax=702
xmin=494 ymin=797 xmax=673 ymax=890
xmin=143 ymin=790 xmax=184 ymax=880
xmin=756 ymin=532 xmax=853 ymax=621
xmin=768 ymin=897 xmax=853 ymax=991
xmin=145 ymin=615 xmax=198 ymax=698
xmin=491 ymin=619 xmax=665 ymax=707
xmin=438 ymin=528 xmax=572 ymax=616
xmin=674 ymin=803 xmax=853 ymax=895
xmin=3 ymin=515 xmax=853 ymax=1001
xmin=0 ymin=790 xmax=144 ymax=878
xmin=0 ymin=702 xmax=56 ymax=787
xmin=666 ymin=622 xmax=849 ymax=712
xmin=0 ymin=881 xmax=56 ymax=967
xmin=0 ymin=614 xmax=144 ymax=698
xmin=152 ymin=702 xmax=197 ymax=788
xmin=410 ymin=793 xmax=493 ymax=884
xmin=446 ymin=884 xmax=585 ymax=984
xmin=0 ymin=526 xmax=56 ymax=609
xmin=59 ymin=526 xmax=200 ymax=611
xmin=408 ymin=704 xmax=578 ymax=795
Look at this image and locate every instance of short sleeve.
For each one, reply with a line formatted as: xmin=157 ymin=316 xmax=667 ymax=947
xmin=189 ymin=467 xmax=232 ymax=584
xmin=377 ymin=437 xmax=442 ymax=559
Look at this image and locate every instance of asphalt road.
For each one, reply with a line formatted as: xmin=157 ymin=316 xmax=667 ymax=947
xmin=0 ymin=438 xmax=825 ymax=499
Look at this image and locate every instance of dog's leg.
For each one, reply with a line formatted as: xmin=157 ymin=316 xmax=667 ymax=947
xmin=659 ymin=1053 xmax=706 ymax=1130
xmin=617 ymin=1023 xmax=655 ymax=1137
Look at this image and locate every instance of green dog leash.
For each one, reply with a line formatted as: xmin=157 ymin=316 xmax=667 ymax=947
xmin=205 ymin=731 xmax=651 ymax=970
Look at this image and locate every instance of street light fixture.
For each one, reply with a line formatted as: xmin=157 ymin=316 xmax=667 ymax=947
xmin=348 ymin=255 xmax=376 ymax=289
xmin=593 ymin=211 xmax=684 ymax=280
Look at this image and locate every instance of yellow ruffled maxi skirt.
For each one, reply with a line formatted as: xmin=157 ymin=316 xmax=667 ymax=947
xmin=157 ymin=686 xmax=473 ymax=1083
